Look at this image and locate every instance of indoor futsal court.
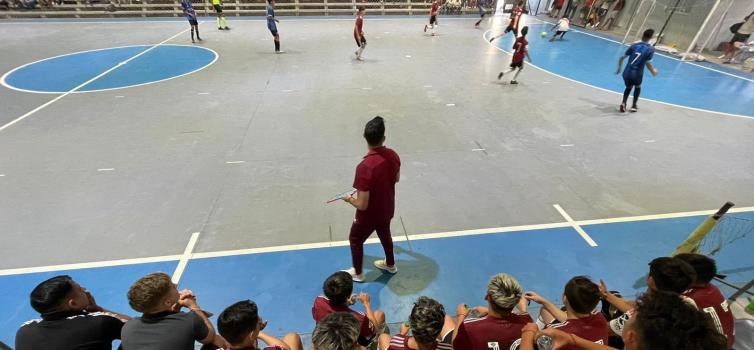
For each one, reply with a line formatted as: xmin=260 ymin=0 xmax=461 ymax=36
xmin=1 ymin=2 xmax=754 ymax=348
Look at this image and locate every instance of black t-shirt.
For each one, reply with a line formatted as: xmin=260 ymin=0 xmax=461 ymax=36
xmin=121 ymin=310 xmax=209 ymax=350
xmin=15 ymin=310 xmax=125 ymax=350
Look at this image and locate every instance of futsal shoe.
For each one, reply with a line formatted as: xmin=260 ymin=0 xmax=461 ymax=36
xmin=224 ymin=26 xmax=230 ymax=30
xmin=619 ymin=103 xmax=626 ymax=113
xmin=374 ymin=260 xmax=398 ymax=274
xmin=630 ymin=106 xmax=638 ymax=113
xmin=510 ymin=80 xmax=518 ymax=84
xmin=341 ymin=267 xmax=365 ymax=283
xmin=497 ymin=72 xmax=504 ymax=80
xmin=275 ymin=50 xmax=285 ymax=54
xmin=424 ymin=24 xmax=428 ymax=32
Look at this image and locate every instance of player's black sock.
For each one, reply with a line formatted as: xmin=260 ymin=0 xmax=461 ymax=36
xmin=622 ymin=86 xmax=631 ymax=105
xmin=274 ymin=40 xmax=280 ymax=52
xmin=191 ymin=28 xmax=194 ymax=41
xmin=632 ymin=87 xmax=641 ymax=107
xmin=195 ymin=26 xmax=201 ymax=40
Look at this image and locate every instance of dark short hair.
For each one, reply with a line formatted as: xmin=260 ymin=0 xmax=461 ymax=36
xmin=30 ymin=275 xmax=74 ymax=314
xmin=563 ymin=276 xmax=601 ymax=314
xmin=634 ymin=291 xmax=728 ymax=350
xmin=675 ymin=253 xmax=717 ymax=284
xmin=323 ymin=271 xmax=353 ymax=306
xmin=218 ymin=300 xmax=259 ymax=345
xmin=642 ymin=29 xmax=655 ymax=41
xmin=363 ymin=116 xmax=385 ymax=147
xmin=648 ymin=257 xmax=696 ymax=293
xmin=409 ymin=297 xmax=446 ymax=345
xmin=521 ymin=26 xmax=529 ymax=36
xmin=312 ymin=312 xmax=360 ymax=350
xmin=358 ymin=6 xmax=364 ymax=12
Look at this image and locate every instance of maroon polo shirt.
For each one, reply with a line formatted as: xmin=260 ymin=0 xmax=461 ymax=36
xmin=352 ymin=146 xmax=401 ymax=225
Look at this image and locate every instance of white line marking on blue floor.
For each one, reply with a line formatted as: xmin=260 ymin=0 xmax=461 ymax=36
xmin=198 ymin=92 xmax=210 ymax=95
xmin=0 ymin=174 xmax=5 ymax=177
xmin=405 ymin=55 xmax=412 ymax=58
xmin=1 ymin=205 xmax=754 ymax=276
xmin=361 ymin=87 xmax=372 ymax=90
xmin=97 ymin=168 xmax=115 ymax=172
xmin=560 ymin=144 xmax=574 ymax=147
xmin=644 ymin=140 xmax=656 ymax=143
xmin=115 ymin=95 xmax=125 ymax=98
xmin=446 ymin=103 xmax=455 ymax=107
xmin=172 ymin=232 xmax=201 ymax=284
xmin=553 ymin=204 xmax=598 ymax=247
xmin=226 ymin=161 xmax=245 ymax=164
xmin=483 ymin=29 xmax=754 ymax=121
xmin=0 ymin=29 xmax=190 ymax=132
xmin=472 ymin=148 xmax=486 ymax=151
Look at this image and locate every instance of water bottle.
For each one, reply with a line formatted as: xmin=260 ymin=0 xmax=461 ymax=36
xmin=536 ymin=335 xmax=554 ymax=350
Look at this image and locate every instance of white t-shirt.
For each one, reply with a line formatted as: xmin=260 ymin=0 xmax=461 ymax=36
xmin=557 ymin=18 xmax=570 ymax=31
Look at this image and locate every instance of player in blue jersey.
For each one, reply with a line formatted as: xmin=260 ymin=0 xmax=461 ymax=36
xmin=616 ymin=29 xmax=658 ymax=113
xmin=180 ymin=0 xmax=201 ymax=43
xmin=267 ymin=0 xmax=283 ymax=53
xmin=474 ymin=0 xmax=487 ymax=27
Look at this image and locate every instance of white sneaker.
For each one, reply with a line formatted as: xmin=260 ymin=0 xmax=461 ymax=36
xmin=341 ymin=267 xmax=365 ymax=282
xmin=373 ymin=260 xmax=398 ymax=274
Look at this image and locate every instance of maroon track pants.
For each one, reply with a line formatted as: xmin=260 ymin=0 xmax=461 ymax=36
xmin=349 ymin=220 xmax=395 ymax=275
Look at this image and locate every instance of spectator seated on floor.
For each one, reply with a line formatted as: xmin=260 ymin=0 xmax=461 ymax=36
xmin=312 ymin=271 xmax=386 ymax=346
xmin=15 ymin=275 xmax=131 ymax=350
xmin=18 ymin=0 xmax=37 ymax=9
xmin=524 ymin=276 xmax=608 ymax=349
xmin=519 ymin=290 xmax=729 ymax=350
xmin=378 ymin=296 xmax=455 ymax=350
xmin=453 ymin=273 xmax=532 ymax=350
xmin=121 ymin=272 xmax=229 ymax=350
xmin=598 ymin=256 xmax=697 ymax=344
xmin=312 ymin=312 xmax=363 ymax=350
xmin=216 ymin=299 xmax=302 ymax=350
xmin=675 ymin=253 xmax=735 ymax=348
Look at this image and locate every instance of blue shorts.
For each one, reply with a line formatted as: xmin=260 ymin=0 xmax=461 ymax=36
xmin=267 ymin=22 xmax=278 ymax=36
xmin=623 ymin=70 xmax=643 ymax=86
xmin=187 ymin=16 xmax=198 ymax=26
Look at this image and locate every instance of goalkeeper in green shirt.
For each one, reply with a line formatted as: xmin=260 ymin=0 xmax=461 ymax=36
xmin=213 ymin=0 xmax=230 ymax=30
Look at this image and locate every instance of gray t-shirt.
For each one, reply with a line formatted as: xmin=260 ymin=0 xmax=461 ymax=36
xmin=121 ymin=311 xmax=209 ymax=350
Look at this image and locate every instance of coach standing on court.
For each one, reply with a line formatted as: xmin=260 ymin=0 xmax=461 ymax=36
xmin=341 ymin=116 xmax=401 ymax=283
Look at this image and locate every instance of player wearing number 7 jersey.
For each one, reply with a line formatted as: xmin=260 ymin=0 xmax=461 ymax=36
xmin=616 ymin=29 xmax=658 ymax=113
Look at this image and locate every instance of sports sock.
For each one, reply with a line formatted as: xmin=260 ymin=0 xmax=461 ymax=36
xmin=632 ymin=87 xmax=641 ymax=107
xmin=274 ymin=40 xmax=280 ymax=52
xmin=195 ymin=26 xmax=201 ymax=40
xmin=191 ymin=28 xmax=194 ymax=41
xmin=221 ymin=17 xmax=227 ymax=27
xmin=622 ymin=86 xmax=631 ymax=105
xmin=512 ymin=67 xmax=522 ymax=80
xmin=216 ymin=17 xmax=221 ymax=28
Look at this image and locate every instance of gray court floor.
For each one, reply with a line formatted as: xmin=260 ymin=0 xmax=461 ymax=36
xmin=1 ymin=17 xmax=753 ymax=270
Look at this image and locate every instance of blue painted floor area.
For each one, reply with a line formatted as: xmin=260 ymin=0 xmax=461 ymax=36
xmin=1 ymin=213 xmax=752 ymax=345
xmin=0 ymin=261 xmax=177 ymax=346
xmin=2 ymin=45 xmax=216 ymax=93
xmin=486 ymin=23 xmax=754 ymax=118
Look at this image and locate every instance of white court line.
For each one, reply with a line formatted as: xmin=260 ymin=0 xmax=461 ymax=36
xmin=171 ymin=232 xmax=201 ymax=284
xmin=553 ymin=204 xmax=598 ymax=247
xmin=96 ymin=168 xmax=115 ymax=172
xmin=1 ymin=44 xmax=219 ymax=95
xmin=1 ymin=205 xmax=753 ymax=276
xmin=446 ymin=103 xmax=456 ymax=107
xmin=482 ymin=30 xmax=754 ymax=120
xmin=0 ymin=29 xmax=188 ymax=132
xmin=644 ymin=140 xmax=656 ymax=143
xmin=527 ymin=17 xmax=754 ymax=84
xmin=197 ymin=92 xmax=211 ymax=95
xmin=559 ymin=144 xmax=574 ymax=147
xmin=226 ymin=160 xmax=246 ymax=164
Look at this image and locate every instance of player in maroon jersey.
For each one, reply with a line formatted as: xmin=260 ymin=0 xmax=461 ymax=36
xmin=378 ymin=297 xmax=454 ymax=350
xmin=453 ymin=274 xmax=532 ymax=350
xmin=676 ymin=253 xmax=735 ymax=348
xmin=489 ymin=0 xmax=524 ymax=40
xmin=312 ymin=271 xmax=385 ymax=347
xmin=522 ymin=291 xmax=728 ymax=350
xmin=354 ymin=7 xmax=367 ymax=60
xmin=423 ymin=0 xmax=440 ymax=36
xmin=524 ymin=276 xmax=608 ymax=350
xmin=494 ymin=26 xmax=532 ymax=84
